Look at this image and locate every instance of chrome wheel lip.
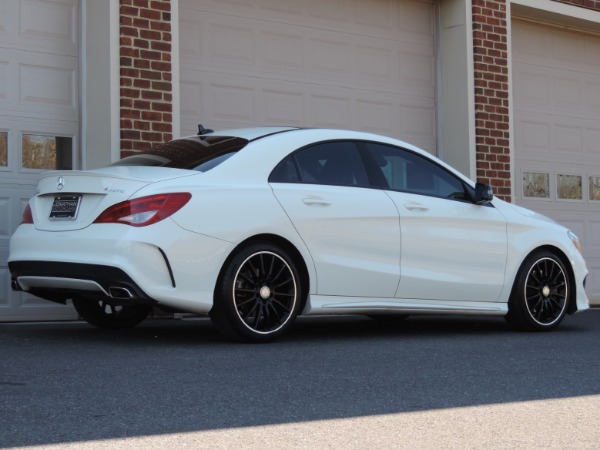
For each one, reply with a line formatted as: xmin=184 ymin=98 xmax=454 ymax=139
xmin=232 ymin=250 xmax=297 ymax=335
xmin=524 ymin=257 xmax=568 ymax=327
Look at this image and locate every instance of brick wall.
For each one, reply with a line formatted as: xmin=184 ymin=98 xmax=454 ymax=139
xmin=472 ymin=0 xmax=511 ymax=201
xmin=119 ymin=0 xmax=173 ymax=158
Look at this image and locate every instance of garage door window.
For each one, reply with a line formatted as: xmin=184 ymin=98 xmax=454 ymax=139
xmin=523 ymin=172 xmax=549 ymax=198
xmin=589 ymin=177 xmax=600 ymax=201
xmin=557 ymin=174 xmax=582 ymax=200
xmin=0 ymin=132 xmax=6 ymax=167
xmin=21 ymin=134 xmax=72 ymax=170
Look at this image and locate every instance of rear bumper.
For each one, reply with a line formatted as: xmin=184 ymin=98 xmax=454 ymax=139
xmin=8 ymin=221 xmax=235 ymax=314
xmin=9 ymin=261 xmax=156 ymax=305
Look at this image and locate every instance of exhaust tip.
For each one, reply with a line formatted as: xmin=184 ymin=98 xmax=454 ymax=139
xmin=109 ymin=286 xmax=133 ymax=299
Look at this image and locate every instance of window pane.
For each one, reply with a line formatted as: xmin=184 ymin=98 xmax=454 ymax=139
xmin=0 ymin=132 xmax=6 ymax=167
xmin=22 ymin=134 xmax=72 ymax=170
xmin=523 ymin=172 xmax=549 ymax=198
xmin=557 ymin=174 xmax=582 ymax=200
xmin=590 ymin=176 xmax=600 ymax=201
xmin=366 ymin=143 xmax=468 ymax=200
xmin=113 ymin=136 xmax=247 ymax=171
xmin=293 ymin=142 xmax=369 ymax=187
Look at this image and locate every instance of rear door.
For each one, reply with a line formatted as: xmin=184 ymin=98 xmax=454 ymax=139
xmin=269 ymin=141 xmax=400 ymax=298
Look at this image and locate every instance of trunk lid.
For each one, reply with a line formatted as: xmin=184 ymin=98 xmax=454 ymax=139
xmin=32 ymin=167 xmax=195 ymax=231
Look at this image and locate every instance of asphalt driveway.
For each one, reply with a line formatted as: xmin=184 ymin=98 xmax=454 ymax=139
xmin=1 ymin=310 xmax=599 ymax=449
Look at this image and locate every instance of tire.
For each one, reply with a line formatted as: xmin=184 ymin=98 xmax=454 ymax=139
xmin=72 ymin=298 xmax=152 ymax=329
xmin=506 ymin=251 xmax=571 ymax=331
xmin=210 ymin=243 xmax=303 ymax=342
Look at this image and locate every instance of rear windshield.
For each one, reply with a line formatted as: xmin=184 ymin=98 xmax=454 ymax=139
xmin=112 ymin=136 xmax=248 ymax=172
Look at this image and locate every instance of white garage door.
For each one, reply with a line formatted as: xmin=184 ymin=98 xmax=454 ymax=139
xmin=512 ymin=19 xmax=600 ymax=304
xmin=0 ymin=0 xmax=79 ymax=320
xmin=179 ymin=0 xmax=436 ymax=153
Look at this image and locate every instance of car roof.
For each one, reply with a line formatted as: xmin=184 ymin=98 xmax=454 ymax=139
xmin=205 ymin=127 xmax=300 ymax=141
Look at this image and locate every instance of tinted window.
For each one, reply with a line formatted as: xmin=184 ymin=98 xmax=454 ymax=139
xmin=366 ymin=143 xmax=470 ymax=200
xmin=270 ymin=141 xmax=369 ymax=187
xmin=112 ymin=136 xmax=248 ymax=172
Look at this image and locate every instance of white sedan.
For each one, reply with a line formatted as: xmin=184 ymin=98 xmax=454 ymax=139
xmin=9 ymin=127 xmax=589 ymax=341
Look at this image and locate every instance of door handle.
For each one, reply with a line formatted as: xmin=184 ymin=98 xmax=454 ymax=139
xmin=302 ymin=197 xmax=331 ymax=206
xmin=404 ymin=202 xmax=429 ymax=211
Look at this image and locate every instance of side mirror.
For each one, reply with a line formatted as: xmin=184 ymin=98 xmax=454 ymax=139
xmin=474 ymin=182 xmax=493 ymax=204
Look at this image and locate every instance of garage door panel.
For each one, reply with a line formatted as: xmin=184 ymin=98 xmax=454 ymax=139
xmin=181 ymin=9 xmax=434 ymax=98
xmin=0 ymin=0 xmax=78 ymax=57
xmin=0 ymin=0 xmax=79 ymax=321
xmin=0 ymin=50 xmax=78 ymax=122
xmin=181 ymin=0 xmax=432 ymax=44
xmin=181 ymin=67 xmax=435 ymax=153
xmin=180 ymin=0 xmax=436 ymax=150
xmin=514 ymin=111 xmax=600 ymax=164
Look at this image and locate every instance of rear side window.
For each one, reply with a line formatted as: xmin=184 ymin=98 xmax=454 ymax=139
xmin=270 ymin=141 xmax=369 ymax=187
xmin=112 ymin=136 xmax=248 ymax=172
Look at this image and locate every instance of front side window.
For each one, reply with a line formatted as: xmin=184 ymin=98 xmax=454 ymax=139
xmin=270 ymin=141 xmax=369 ymax=187
xmin=365 ymin=143 xmax=470 ymax=201
xmin=113 ymin=136 xmax=248 ymax=172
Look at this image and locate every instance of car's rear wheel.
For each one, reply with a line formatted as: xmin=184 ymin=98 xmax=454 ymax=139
xmin=72 ymin=298 xmax=152 ymax=329
xmin=210 ymin=243 xmax=303 ymax=342
xmin=506 ymin=251 xmax=570 ymax=331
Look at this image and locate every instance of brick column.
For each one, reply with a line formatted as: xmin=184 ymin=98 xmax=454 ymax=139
xmin=119 ymin=0 xmax=173 ymax=158
xmin=472 ymin=0 xmax=511 ymax=201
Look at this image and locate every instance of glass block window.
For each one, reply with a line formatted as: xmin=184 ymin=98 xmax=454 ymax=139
xmin=0 ymin=132 xmax=6 ymax=167
xmin=22 ymin=134 xmax=72 ymax=170
xmin=557 ymin=174 xmax=582 ymax=200
xmin=523 ymin=172 xmax=549 ymax=198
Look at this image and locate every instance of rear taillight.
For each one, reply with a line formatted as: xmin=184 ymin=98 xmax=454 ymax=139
xmin=21 ymin=204 xmax=33 ymax=224
xmin=93 ymin=193 xmax=191 ymax=227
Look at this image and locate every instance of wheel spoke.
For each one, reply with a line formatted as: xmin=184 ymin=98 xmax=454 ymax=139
xmin=272 ymin=298 xmax=291 ymax=312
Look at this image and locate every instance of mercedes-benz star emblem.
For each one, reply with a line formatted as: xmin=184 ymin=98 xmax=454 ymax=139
xmin=57 ymin=176 xmax=64 ymax=191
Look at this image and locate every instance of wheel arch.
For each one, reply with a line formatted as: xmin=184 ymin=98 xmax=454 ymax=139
xmin=514 ymin=245 xmax=578 ymax=315
xmin=213 ymin=233 xmax=311 ymax=313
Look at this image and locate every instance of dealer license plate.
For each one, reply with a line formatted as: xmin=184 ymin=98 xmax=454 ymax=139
xmin=49 ymin=195 xmax=81 ymax=220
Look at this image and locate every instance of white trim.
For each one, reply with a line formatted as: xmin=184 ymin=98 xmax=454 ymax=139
xmin=80 ymin=0 xmax=86 ymax=170
xmin=434 ymin=1 xmax=443 ymax=160
xmin=465 ymin=0 xmax=476 ymax=181
xmin=512 ymin=0 xmax=600 ymax=25
xmin=109 ymin=0 xmax=120 ymax=162
xmin=507 ymin=0 xmax=515 ymax=202
xmin=171 ymin=0 xmax=180 ymax=139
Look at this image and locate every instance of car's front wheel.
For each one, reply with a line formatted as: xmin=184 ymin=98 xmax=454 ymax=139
xmin=210 ymin=243 xmax=303 ymax=342
xmin=506 ymin=251 xmax=571 ymax=331
xmin=72 ymin=298 xmax=152 ymax=329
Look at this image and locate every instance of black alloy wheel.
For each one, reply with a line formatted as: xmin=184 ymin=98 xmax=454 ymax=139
xmin=506 ymin=251 xmax=570 ymax=331
xmin=211 ymin=243 xmax=303 ymax=342
xmin=72 ymin=298 xmax=152 ymax=329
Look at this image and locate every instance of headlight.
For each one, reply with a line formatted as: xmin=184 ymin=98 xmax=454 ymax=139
xmin=568 ymin=230 xmax=583 ymax=255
